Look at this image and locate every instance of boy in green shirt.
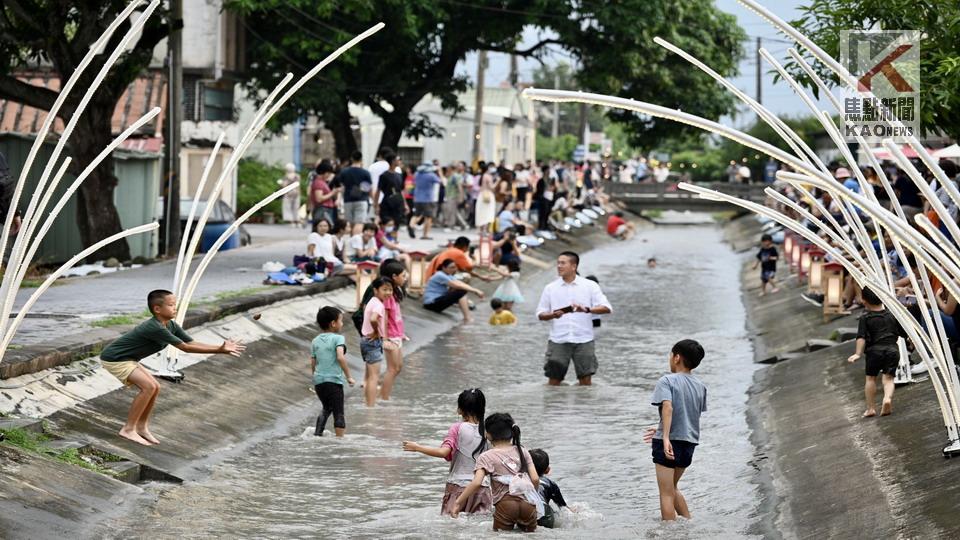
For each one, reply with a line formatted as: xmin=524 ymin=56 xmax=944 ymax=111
xmin=100 ymin=289 xmax=245 ymax=446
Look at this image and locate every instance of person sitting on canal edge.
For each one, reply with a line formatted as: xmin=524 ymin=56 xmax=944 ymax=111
xmin=311 ymin=306 xmax=355 ymax=437
xmin=489 ymin=298 xmax=517 ymax=326
xmin=643 ymin=339 xmax=707 ymax=521
xmin=529 ymin=448 xmax=568 ymax=529
xmin=423 ymin=258 xmax=485 ymax=324
xmin=847 ymin=287 xmax=909 ymax=418
xmin=99 ymin=289 xmax=246 ymax=446
xmin=753 ymin=233 xmax=780 ymax=296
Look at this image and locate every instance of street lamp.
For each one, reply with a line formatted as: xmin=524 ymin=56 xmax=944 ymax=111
xmin=355 ymin=260 xmax=379 ymax=309
xmin=822 ymin=262 xmax=845 ymax=321
xmin=406 ymin=250 xmax=429 ymax=292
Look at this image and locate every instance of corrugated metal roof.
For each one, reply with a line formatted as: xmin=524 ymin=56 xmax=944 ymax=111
xmin=0 ymin=70 xmax=166 ymax=138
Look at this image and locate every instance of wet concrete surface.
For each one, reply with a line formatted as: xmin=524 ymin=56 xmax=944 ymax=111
xmin=732 ymin=214 xmax=960 ymax=538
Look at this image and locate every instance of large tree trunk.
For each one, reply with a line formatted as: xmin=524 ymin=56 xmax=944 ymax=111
xmin=378 ymin=117 xmax=404 ymax=156
xmin=326 ymin=97 xmax=357 ymax=162
xmin=71 ymin=100 xmax=130 ymax=262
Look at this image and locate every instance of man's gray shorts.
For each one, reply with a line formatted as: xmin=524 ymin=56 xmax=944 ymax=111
xmin=343 ymin=200 xmax=369 ymax=224
xmin=544 ymin=340 xmax=597 ymax=381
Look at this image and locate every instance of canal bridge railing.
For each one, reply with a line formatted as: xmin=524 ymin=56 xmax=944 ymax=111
xmin=605 ymin=182 xmax=768 ymax=212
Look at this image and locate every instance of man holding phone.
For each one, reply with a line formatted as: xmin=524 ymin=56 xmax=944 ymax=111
xmin=536 ymin=251 xmax=612 ymax=386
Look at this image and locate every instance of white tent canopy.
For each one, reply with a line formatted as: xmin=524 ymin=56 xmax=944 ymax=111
xmin=934 ymin=144 xmax=960 ymax=158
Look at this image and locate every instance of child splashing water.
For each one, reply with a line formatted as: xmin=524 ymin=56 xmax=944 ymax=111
xmin=452 ymin=413 xmax=540 ymax=532
xmin=402 ymin=388 xmax=492 ymax=515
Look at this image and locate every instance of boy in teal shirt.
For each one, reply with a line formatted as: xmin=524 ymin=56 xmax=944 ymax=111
xmin=100 ymin=289 xmax=245 ymax=446
xmin=312 ymin=306 xmax=356 ymax=437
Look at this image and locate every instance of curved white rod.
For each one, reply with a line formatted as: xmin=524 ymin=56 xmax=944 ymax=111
xmin=0 ymin=0 xmax=162 ymax=330
xmin=0 ymin=0 xmax=149 ymax=270
xmin=177 ymin=183 xmax=297 ymax=319
xmin=0 ymin=223 xmax=159 ymax=357
xmin=681 ymin=182 xmax=960 ymax=437
xmin=174 ymin=132 xmax=225 ymax=298
xmin=7 ymin=108 xmax=162 ymax=319
xmin=653 ymin=37 xmax=822 ymax=173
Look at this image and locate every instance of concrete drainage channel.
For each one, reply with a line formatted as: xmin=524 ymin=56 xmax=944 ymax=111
xmin=756 ymin=328 xmax=858 ymax=364
xmin=0 ymin=417 xmax=182 ymax=485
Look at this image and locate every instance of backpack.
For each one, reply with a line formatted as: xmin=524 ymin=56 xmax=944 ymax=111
xmin=352 ymin=284 xmax=375 ymax=334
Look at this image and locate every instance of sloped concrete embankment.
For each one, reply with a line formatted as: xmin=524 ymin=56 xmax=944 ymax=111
xmin=729 ymin=215 xmax=960 ymax=539
xmin=0 ymin=226 xmax=615 ymax=539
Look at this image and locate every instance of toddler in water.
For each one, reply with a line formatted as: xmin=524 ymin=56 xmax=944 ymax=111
xmin=489 ymin=298 xmax=517 ymax=325
xmin=643 ymin=339 xmax=707 ymax=521
xmin=492 ymin=260 xmax=524 ymax=311
xmin=402 ymin=388 xmax=492 ymax=515
xmin=310 ymin=306 xmax=355 ymax=437
xmin=529 ymin=449 xmax=568 ymax=529
xmin=452 ymin=413 xmax=540 ymax=532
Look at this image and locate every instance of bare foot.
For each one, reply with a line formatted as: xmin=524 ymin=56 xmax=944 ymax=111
xmin=771 ymin=287 xmax=780 ymax=293
xmin=862 ymin=409 xmax=876 ymax=418
xmin=758 ymin=291 xmax=766 ymax=297
xmin=880 ymin=401 xmax=893 ymax=416
xmin=137 ymin=428 xmax=160 ymax=445
xmin=119 ymin=428 xmax=153 ymax=446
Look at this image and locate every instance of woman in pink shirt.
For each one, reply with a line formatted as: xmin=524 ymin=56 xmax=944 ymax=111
xmin=379 ymin=261 xmax=408 ymax=401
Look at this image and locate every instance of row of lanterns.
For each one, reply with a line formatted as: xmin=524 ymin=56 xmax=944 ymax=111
xmin=783 ymin=232 xmax=845 ymax=320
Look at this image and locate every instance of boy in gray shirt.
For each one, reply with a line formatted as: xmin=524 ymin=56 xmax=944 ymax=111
xmin=644 ymin=339 xmax=707 ymax=521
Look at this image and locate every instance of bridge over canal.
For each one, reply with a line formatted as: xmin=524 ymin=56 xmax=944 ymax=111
xmin=605 ymin=182 xmax=769 ymax=212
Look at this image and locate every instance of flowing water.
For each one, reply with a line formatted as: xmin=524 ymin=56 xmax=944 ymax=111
xmin=104 ymin=224 xmax=762 ymax=539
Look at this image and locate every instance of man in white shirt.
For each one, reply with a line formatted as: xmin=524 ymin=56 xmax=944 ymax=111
xmin=368 ymin=146 xmax=393 ymax=220
xmin=536 ymin=251 xmax=612 ymax=386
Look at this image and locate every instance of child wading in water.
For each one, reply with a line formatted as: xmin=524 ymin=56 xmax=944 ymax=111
xmin=311 ymin=306 xmax=355 ymax=436
xmin=361 ymin=277 xmax=393 ymax=407
xmin=379 ymin=261 xmax=408 ymax=401
xmin=489 ymin=298 xmax=517 ymax=325
xmin=402 ymin=388 xmax=492 ymax=515
xmin=529 ymin=449 xmax=568 ymax=529
xmin=644 ymin=339 xmax=707 ymax=521
xmin=847 ymin=287 xmax=908 ymax=417
xmin=492 ymin=260 xmax=524 ymax=311
xmin=753 ymin=233 xmax=779 ymax=296
xmin=99 ymin=290 xmax=245 ymax=445
xmin=452 ymin=413 xmax=540 ymax=532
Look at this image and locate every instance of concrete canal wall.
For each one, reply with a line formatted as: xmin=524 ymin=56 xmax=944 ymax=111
xmin=728 ymin=215 xmax=960 ymax=539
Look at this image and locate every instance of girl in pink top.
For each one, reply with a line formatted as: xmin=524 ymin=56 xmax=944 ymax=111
xmin=379 ymin=262 xmax=408 ymax=401
xmin=361 ymin=277 xmax=392 ymax=407
xmin=402 ymin=389 xmax=492 ymax=515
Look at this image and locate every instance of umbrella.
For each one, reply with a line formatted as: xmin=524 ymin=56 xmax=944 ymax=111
xmin=869 ymin=143 xmax=932 ymax=160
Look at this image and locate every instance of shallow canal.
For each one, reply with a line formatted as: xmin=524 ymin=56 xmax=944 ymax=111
xmin=104 ymin=223 xmax=761 ymax=539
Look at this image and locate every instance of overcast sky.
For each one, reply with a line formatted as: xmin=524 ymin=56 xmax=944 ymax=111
xmin=456 ymin=0 xmax=834 ymax=129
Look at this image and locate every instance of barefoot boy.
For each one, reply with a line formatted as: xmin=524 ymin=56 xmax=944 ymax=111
xmin=643 ymin=339 xmax=707 ymax=521
xmin=847 ymin=287 xmax=908 ymax=417
xmin=753 ymin=233 xmax=779 ymax=296
xmin=99 ymin=289 xmax=245 ymax=445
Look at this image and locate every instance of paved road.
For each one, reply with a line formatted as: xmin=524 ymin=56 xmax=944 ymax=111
xmin=8 ymin=224 xmax=469 ymax=346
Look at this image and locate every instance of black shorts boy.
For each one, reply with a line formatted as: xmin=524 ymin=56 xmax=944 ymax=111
xmin=865 ymin=348 xmax=899 ymax=377
xmin=652 ymin=438 xmax=697 ymax=469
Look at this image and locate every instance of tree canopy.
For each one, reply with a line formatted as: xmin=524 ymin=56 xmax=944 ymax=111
xmin=227 ymin=0 xmax=746 ymax=158
xmin=0 ymin=1 xmax=172 ymax=260
xmin=785 ymin=0 xmax=960 ymax=141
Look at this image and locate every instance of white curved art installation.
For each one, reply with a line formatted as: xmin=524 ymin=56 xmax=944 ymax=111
xmin=522 ymin=0 xmax=960 ymax=456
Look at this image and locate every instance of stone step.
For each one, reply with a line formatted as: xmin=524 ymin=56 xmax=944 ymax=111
xmin=45 ymin=439 xmax=90 ymax=452
xmin=834 ymin=327 xmax=858 ymax=342
xmin=105 ymin=460 xmax=141 ymax=484
xmin=807 ymin=339 xmax=839 ymax=352
xmin=0 ymin=417 xmax=44 ymax=434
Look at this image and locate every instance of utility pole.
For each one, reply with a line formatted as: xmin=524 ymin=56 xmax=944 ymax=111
xmin=509 ymin=53 xmax=518 ymax=87
xmin=164 ymin=0 xmax=183 ymax=257
xmin=472 ymin=50 xmax=486 ymax=166
xmin=756 ymin=37 xmax=762 ymax=105
xmin=551 ymin=71 xmax=560 ymax=138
